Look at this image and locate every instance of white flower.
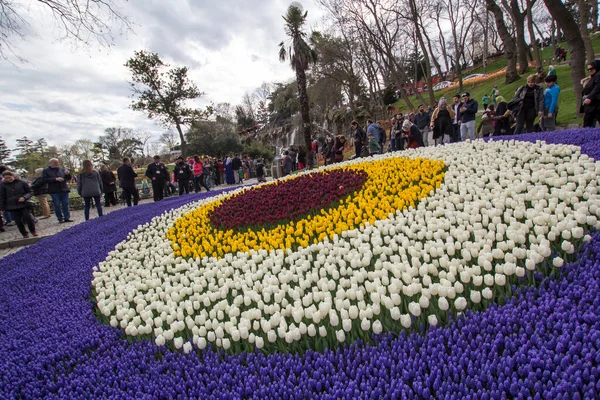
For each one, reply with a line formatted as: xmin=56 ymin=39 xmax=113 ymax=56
xmin=336 ymin=330 xmax=345 ymax=343
xmin=553 ymin=257 xmax=564 ymax=268
xmin=438 ymin=297 xmax=449 ymax=311
xmin=400 ymin=314 xmax=412 ymax=329
xmin=408 ymin=302 xmax=421 ymax=317
xmin=372 ymin=320 xmax=383 ymax=334
xmin=427 ymin=315 xmax=438 ymax=326
xmin=360 ymin=318 xmax=371 ymax=331
xmin=454 ymin=297 xmax=467 ymax=311
xmin=482 ymin=287 xmax=493 ymax=300
xmin=494 ymin=274 xmax=506 ymax=286
xmin=470 ymin=291 xmax=481 ymax=304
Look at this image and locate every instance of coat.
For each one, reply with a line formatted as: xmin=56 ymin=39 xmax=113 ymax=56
xmin=77 ymin=171 xmax=103 ymax=198
xmin=511 ymin=84 xmax=544 ymax=115
xmin=430 ymin=107 xmax=455 ymax=140
xmin=582 ymin=69 xmax=600 ymax=114
xmin=42 ymin=167 xmax=71 ymax=194
xmin=100 ymin=170 xmax=117 ymax=194
xmin=145 ymin=162 xmax=169 ymax=182
xmin=173 ymin=163 xmax=192 ymax=182
xmin=117 ymin=164 xmax=138 ymax=189
xmin=30 ymin=176 xmax=48 ymax=196
xmin=0 ymin=180 xmax=33 ymax=211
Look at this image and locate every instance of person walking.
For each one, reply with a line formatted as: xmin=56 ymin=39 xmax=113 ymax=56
xmin=232 ymin=154 xmax=243 ymax=184
xmin=377 ymin=121 xmax=387 ymax=154
xmin=582 ymin=60 xmax=600 ymax=127
xmin=145 ymin=155 xmax=169 ymax=202
xmin=173 ymin=156 xmax=192 ymax=195
xmin=224 ymin=155 xmax=235 ymax=184
xmin=117 ymin=158 xmax=139 ymax=207
xmin=30 ymin=168 xmax=50 ymax=219
xmin=77 ymin=160 xmax=103 ymax=221
xmin=394 ymin=114 xmax=405 ymax=150
xmin=542 ymin=74 xmax=560 ymax=131
xmin=351 ymin=120 xmax=366 ymax=158
xmin=414 ymin=104 xmax=432 ymax=146
xmin=482 ymin=93 xmax=490 ymax=110
xmin=99 ymin=164 xmax=117 ymax=207
xmin=0 ymin=171 xmax=37 ymax=238
xmin=42 ymin=158 xmax=72 ymax=223
xmin=430 ymin=97 xmax=455 ymax=145
xmin=457 ymin=92 xmax=478 ymax=141
xmin=512 ymin=75 xmax=544 ymax=134
xmin=282 ymin=151 xmax=293 ymax=176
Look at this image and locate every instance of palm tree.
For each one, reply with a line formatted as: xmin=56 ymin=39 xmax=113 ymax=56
xmin=279 ymin=3 xmax=318 ymax=167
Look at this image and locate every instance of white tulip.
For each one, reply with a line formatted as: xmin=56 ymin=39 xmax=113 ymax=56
xmin=454 ymin=297 xmax=467 ymax=311
xmin=400 ymin=314 xmax=412 ymax=329
xmin=482 ymin=287 xmax=493 ymax=300
xmin=427 ymin=315 xmax=438 ymax=327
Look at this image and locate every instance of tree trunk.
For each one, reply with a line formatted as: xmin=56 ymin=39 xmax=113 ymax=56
xmin=175 ymin=122 xmax=187 ymax=159
xmin=509 ymin=0 xmax=530 ymax=74
xmin=592 ymin=0 xmax=599 ymax=31
xmin=487 ymin=0 xmax=520 ymax=83
xmin=579 ymin=0 xmax=596 ymax=63
xmin=409 ymin=0 xmax=435 ymax=105
xmin=543 ymin=0 xmax=586 ymax=115
xmin=295 ymin=67 xmax=313 ymax=167
xmin=526 ymin=0 xmax=544 ymax=74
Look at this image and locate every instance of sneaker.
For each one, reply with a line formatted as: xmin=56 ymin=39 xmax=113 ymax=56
xmin=64 ymin=219 xmax=74 ymax=223
xmin=6 ymin=221 xmax=15 ymax=226
xmin=58 ymin=220 xmax=65 ymax=224
xmin=32 ymin=232 xmax=39 ymax=237
xmin=23 ymin=234 xmax=29 ymax=239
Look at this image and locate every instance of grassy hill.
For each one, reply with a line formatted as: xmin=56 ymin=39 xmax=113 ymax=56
xmin=392 ymin=36 xmax=600 ymax=127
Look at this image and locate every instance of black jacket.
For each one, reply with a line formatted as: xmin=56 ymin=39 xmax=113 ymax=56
xmin=457 ymin=99 xmax=479 ymax=123
xmin=30 ymin=176 xmax=48 ymax=196
xmin=232 ymin=157 xmax=242 ymax=170
xmin=173 ymin=163 xmax=192 ymax=182
xmin=100 ymin=170 xmax=117 ymax=193
xmin=145 ymin=162 xmax=169 ymax=182
xmin=582 ymin=68 xmax=600 ymax=113
xmin=117 ymin=164 xmax=138 ymax=189
xmin=42 ymin=167 xmax=71 ymax=194
xmin=0 ymin=180 xmax=33 ymax=211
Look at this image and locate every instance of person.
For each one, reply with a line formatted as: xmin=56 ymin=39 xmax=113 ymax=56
xmin=542 ymin=74 xmax=560 ymax=131
xmin=377 ymin=121 xmax=386 ymax=154
xmin=389 ymin=117 xmax=397 ymax=152
xmin=450 ymin=95 xmax=461 ymax=143
xmin=490 ymin=85 xmax=499 ymax=108
xmin=394 ymin=114 xmax=405 ymax=150
xmin=256 ymin=159 xmax=267 ymax=183
xmin=582 ymin=60 xmax=600 ymax=127
xmin=218 ymin=159 xmax=224 ymax=185
xmin=332 ymin=135 xmax=346 ymax=162
xmin=430 ymin=97 xmax=455 ymax=145
xmin=282 ymin=151 xmax=293 ymax=176
xmin=297 ymin=146 xmax=307 ymax=170
xmin=288 ymin=147 xmax=297 ymax=172
xmin=477 ymin=105 xmax=495 ymax=138
xmin=457 ymin=92 xmax=478 ymax=141
xmin=493 ymin=96 xmax=511 ymax=136
xmin=366 ymin=119 xmax=379 ymax=144
xmin=77 ymin=160 xmax=103 ymax=221
xmin=367 ymin=132 xmax=380 ymax=155
xmin=351 ymin=120 xmax=366 ymax=158
xmin=482 ymin=93 xmax=490 ymax=110
xmin=99 ymin=164 xmax=117 ymax=207
xmin=512 ymin=74 xmax=544 ymax=134
xmin=547 ymin=65 xmax=557 ymax=82
xmin=173 ymin=156 xmax=192 ymax=195
xmin=145 ymin=155 xmax=169 ymax=202
xmin=232 ymin=154 xmax=242 ymax=184
xmin=414 ymin=104 xmax=432 ymax=146
xmin=401 ymin=120 xmax=424 ymax=149
xmin=0 ymin=171 xmax=37 ymax=238
xmin=224 ymin=155 xmax=235 ymax=184
xmin=323 ymin=136 xmax=334 ymax=165
xmin=42 ymin=158 xmax=72 ymax=223
xmin=30 ymin=168 xmax=50 ymax=219
xmin=117 ymin=158 xmax=139 ymax=207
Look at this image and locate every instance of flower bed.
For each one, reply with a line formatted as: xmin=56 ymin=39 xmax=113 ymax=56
xmin=1 ymin=130 xmax=600 ymax=398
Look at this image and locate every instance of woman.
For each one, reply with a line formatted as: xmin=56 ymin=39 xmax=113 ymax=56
xmin=493 ymin=96 xmax=511 ymax=135
xmin=430 ymin=97 xmax=455 ymax=145
xmin=511 ymin=74 xmax=544 ymax=134
xmin=332 ymin=135 xmax=346 ymax=163
xmin=582 ymin=60 xmax=600 ymax=127
xmin=297 ymin=146 xmax=307 ymax=169
xmin=402 ymin=120 xmax=424 ymax=149
xmin=192 ymin=155 xmax=203 ymax=192
xmin=31 ymin=168 xmax=51 ymax=219
xmin=77 ymin=160 xmax=103 ymax=221
xmin=477 ymin=105 xmax=496 ymax=138
xmin=0 ymin=171 xmax=37 ymax=238
xmin=323 ymin=136 xmax=334 ymax=165
xmin=99 ymin=164 xmax=117 ymax=207
xmin=224 ymin=155 xmax=235 ymax=184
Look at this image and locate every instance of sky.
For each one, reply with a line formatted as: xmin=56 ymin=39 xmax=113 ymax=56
xmin=0 ymin=0 xmax=325 ymax=151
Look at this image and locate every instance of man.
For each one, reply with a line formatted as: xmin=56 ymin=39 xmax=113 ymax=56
xmin=351 ymin=120 xmax=366 ymax=158
xmin=232 ymin=154 xmax=242 ymax=184
xmin=451 ymin=95 xmax=461 ymax=143
xmin=145 ymin=155 xmax=169 ymax=202
xmin=542 ymin=74 xmax=560 ymax=131
xmin=457 ymin=92 xmax=478 ymax=141
xmin=282 ymin=151 xmax=293 ymax=176
xmin=42 ymin=158 xmax=72 ymax=223
xmin=389 ymin=117 xmax=397 ymax=152
xmin=394 ymin=114 xmax=405 ymax=151
xmin=173 ymin=156 xmax=192 ymax=195
xmin=377 ymin=121 xmax=386 ymax=154
xmin=117 ymin=157 xmax=139 ymax=207
xmin=413 ymin=104 xmax=431 ymax=146
xmin=366 ymin=119 xmax=379 ymax=143
xmin=482 ymin=93 xmax=490 ymax=110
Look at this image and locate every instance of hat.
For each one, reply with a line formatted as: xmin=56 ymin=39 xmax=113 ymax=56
xmin=461 ymin=92 xmax=470 ymax=97
xmin=402 ymin=120 xmax=412 ymax=131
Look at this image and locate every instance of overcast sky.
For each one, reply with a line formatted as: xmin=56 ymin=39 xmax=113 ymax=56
xmin=0 ymin=0 xmax=324 ymax=151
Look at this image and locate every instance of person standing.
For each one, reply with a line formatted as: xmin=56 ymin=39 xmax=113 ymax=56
xmin=282 ymin=151 xmax=293 ymax=176
xmin=414 ymin=104 xmax=432 ymax=146
xmin=493 ymin=96 xmax=511 ymax=136
xmin=173 ymin=156 xmax=192 ymax=195
xmin=430 ymin=98 xmax=455 ymax=145
xmin=482 ymin=93 xmax=490 ymax=110
xmin=224 ymin=155 xmax=235 ymax=184
xmin=582 ymin=60 xmax=600 ymax=127
xmin=351 ymin=120 xmax=366 ymax=158
xmin=145 ymin=155 xmax=169 ymax=202
xmin=77 ymin=160 xmax=103 ymax=221
xmin=389 ymin=117 xmax=397 ymax=152
xmin=117 ymin=158 xmax=139 ymax=207
xmin=30 ymin=168 xmax=50 ymax=219
xmin=394 ymin=114 xmax=405 ymax=150
xmin=450 ymin=95 xmax=461 ymax=143
xmin=297 ymin=146 xmax=307 ymax=170
xmin=542 ymin=75 xmax=560 ymax=131
xmin=0 ymin=171 xmax=37 ymax=238
xmin=377 ymin=121 xmax=387 ymax=154
xmin=547 ymin=65 xmax=557 ymax=82
xmin=366 ymin=119 xmax=379 ymax=144
xmin=512 ymin=75 xmax=544 ymax=134
xmin=99 ymin=164 xmax=117 ymax=207
xmin=367 ymin=132 xmax=380 ymax=155
xmin=232 ymin=154 xmax=242 ymax=184
xmin=42 ymin=158 xmax=72 ymax=223
xmin=490 ymin=86 xmax=499 ymax=108
xmin=457 ymin=92 xmax=478 ymax=141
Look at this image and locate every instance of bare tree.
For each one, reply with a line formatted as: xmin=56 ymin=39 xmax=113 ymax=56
xmin=441 ymin=0 xmax=477 ymax=92
xmin=501 ymin=0 xmax=533 ymax=74
xmin=487 ymin=0 xmax=520 ymax=83
xmin=578 ymin=0 xmax=596 ymax=63
xmin=525 ymin=0 xmax=544 ymax=74
xmin=0 ymin=0 xmax=131 ymax=60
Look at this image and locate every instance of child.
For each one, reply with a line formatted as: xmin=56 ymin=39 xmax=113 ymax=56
xmin=368 ymin=132 xmax=380 ymax=156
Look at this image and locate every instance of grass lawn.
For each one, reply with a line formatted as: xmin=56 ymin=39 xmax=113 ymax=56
xmin=391 ymin=36 xmax=600 ymax=127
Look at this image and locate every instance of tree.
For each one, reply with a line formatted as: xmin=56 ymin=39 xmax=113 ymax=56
xmin=0 ymin=0 xmax=131 ymax=60
xmin=0 ymin=137 xmax=11 ymax=164
xmin=487 ymin=0 xmax=520 ymax=83
xmin=126 ymin=50 xmax=209 ymax=158
xmin=279 ymin=3 xmax=318 ymax=168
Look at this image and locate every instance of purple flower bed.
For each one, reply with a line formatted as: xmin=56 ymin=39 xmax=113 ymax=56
xmin=1 ymin=132 xmax=600 ymax=398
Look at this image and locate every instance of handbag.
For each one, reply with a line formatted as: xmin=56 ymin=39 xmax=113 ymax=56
xmin=25 ymin=199 xmax=36 ymax=209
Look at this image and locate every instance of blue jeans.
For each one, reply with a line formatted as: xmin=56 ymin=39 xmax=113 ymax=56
xmin=3 ymin=211 xmax=13 ymax=223
xmin=83 ymin=196 xmax=103 ymax=220
xmin=50 ymin=192 xmax=71 ymax=222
